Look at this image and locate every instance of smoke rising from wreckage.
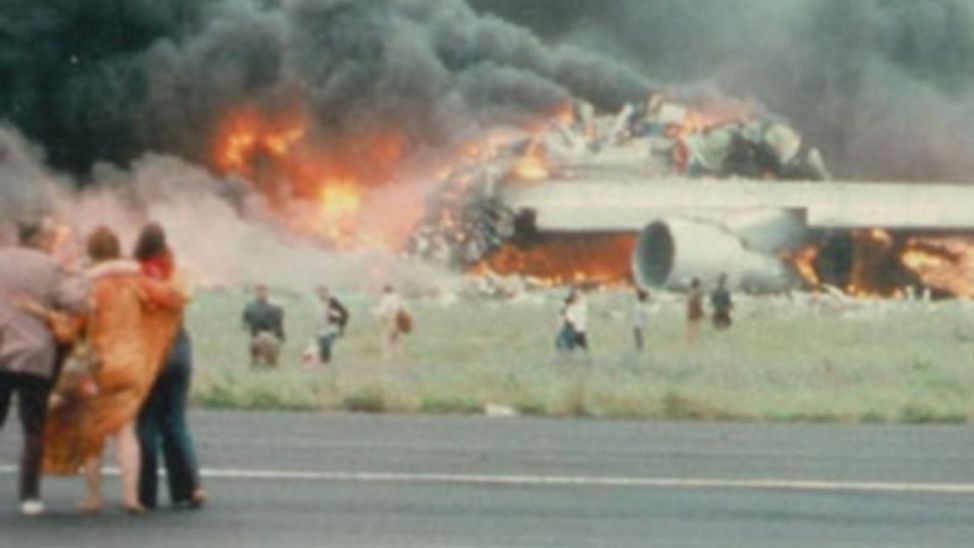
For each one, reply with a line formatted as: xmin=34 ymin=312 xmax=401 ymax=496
xmin=1 ymin=0 xmax=974 ymax=298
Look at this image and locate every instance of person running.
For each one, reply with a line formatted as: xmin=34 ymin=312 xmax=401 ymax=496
xmin=133 ymin=223 xmax=207 ymax=510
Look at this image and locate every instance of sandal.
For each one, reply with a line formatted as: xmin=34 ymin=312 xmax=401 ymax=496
xmin=189 ymin=488 xmax=207 ymax=508
xmin=123 ymin=503 xmax=147 ymax=516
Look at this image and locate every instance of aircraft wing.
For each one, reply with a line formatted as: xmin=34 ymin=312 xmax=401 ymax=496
xmin=502 ymin=178 xmax=974 ymax=232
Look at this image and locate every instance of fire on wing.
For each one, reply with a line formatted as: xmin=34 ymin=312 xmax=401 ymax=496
xmin=209 ymin=99 xmax=974 ymax=299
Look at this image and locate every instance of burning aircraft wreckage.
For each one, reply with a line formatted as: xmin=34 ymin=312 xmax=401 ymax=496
xmin=401 ymin=94 xmax=974 ymax=299
xmin=211 ymin=92 xmax=974 ymax=300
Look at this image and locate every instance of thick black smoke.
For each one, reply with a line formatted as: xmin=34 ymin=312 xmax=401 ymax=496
xmin=6 ymin=1 xmax=972 ymax=183
xmin=0 ymin=0 xmax=648 ymax=177
xmin=472 ymin=0 xmax=974 ymax=182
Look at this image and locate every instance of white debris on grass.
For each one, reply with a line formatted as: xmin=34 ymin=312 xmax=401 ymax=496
xmin=484 ymin=403 xmax=520 ymax=418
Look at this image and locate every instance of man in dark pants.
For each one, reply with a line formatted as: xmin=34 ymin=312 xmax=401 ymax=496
xmin=242 ymin=284 xmax=285 ymax=368
xmin=133 ymin=221 xmax=205 ymax=510
xmin=0 ymin=220 xmax=88 ymax=516
xmin=138 ymin=330 xmax=202 ymax=509
xmin=710 ymin=273 xmax=734 ymax=330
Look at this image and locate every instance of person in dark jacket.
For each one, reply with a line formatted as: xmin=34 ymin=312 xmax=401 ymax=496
xmin=133 ymin=223 xmax=206 ymax=510
xmin=242 ymin=284 xmax=285 ymax=368
xmin=710 ymin=273 xmax=733 ymax=330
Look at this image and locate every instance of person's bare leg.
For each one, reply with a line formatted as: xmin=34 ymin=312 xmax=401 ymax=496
xmin=78 ymin=454 xmax=103 ymax=512
xmin=686 ymin=321 xmax=699 ymax=346
xmin=381 ymin=328 xmax=393 ymax=359
xmin=116 ymin=421 xmax=144 ymax=513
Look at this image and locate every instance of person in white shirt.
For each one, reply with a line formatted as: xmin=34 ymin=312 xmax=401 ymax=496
xmin=564 ymin=287 xmax=589 ymax=351
xmin=374 ymin=285 xmax=406 ymax=358
xmin=632 ymin=288 xmax=649 ymax=350
xmin=555 ymin=292 xmax=575 ymax=352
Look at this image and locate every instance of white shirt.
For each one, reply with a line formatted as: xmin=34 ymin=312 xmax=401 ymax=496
xmin=375 ymin=292 xmax=403 ymax=325
xmin=632 ymin=301 xmax=649 ymax=330
xmin=565 ymin=298 xmax=588 ymax=333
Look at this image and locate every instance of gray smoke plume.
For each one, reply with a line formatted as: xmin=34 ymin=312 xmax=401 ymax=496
xmin=0 ymin=127 xmax=63 ymax=221
xmin=0 ymin=125 xmax=457 ymax=292
xmin=472 ymin=0 xmax=974 ymax=182
xmin=1 ymin=0 xmax=648 ymax=176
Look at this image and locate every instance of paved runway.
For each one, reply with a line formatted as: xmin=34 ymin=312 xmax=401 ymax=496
xmin=2 ymin=411 xmax=974 ymax=547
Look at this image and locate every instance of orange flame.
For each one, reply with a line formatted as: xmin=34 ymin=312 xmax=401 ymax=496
xmin=510 ymin=141 xmax=550 ymax=182
xmin=845 ymin=229 xmax=898 ymax=297
xmin=900 ymin=237 xmax=974 ymax=298
xmin=310 ymin=180 xmax=363 ymax=247
xmin=470 ymin=235 xmax=636 ymax=286
xmin=214 ymin=106 xmax=308 ymax=175
xmin=783 ymin=245 xmax=821 ymax=289
xmin=211 ymin=106 xmax=415 ymax=248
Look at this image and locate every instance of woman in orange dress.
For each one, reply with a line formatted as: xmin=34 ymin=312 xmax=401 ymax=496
xmin=35 ymin=226 xmax=184 ymax=513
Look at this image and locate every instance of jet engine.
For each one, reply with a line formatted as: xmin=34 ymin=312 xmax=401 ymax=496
xmin=632 ymin=211 xmax=806 ymax=291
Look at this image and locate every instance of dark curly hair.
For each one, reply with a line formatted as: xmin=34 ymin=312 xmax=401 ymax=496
xmin=133 ymin=222 xmax=168 ymax=261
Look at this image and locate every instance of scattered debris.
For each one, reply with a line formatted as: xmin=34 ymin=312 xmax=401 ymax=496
xmin=484 ymin=403 xmax=520 ymax=418
xmin=405 ymin=92 xmax=830 ymax=278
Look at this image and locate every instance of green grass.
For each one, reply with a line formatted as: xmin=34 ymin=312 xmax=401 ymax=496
xmin=184 ymin=287 xmax=974 ymax=423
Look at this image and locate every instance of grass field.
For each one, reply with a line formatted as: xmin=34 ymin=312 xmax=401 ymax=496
xmin=184 ymin=286 xmax=974 ymax=423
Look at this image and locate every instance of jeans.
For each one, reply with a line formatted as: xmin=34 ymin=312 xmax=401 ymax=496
xmin=317 ymin=333 xmax=339 ymax=363
xmin=555 ymin=324 xmax=576 ymax=352
xmin=138 ymin=329 xmax=201 ymax=507
xmin=0 ymin=371 xmax=51 ymax=501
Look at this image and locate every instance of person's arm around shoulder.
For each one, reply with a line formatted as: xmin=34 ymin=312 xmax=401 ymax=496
xmin=138 ymin=275 xmax=187 ymax=313
xmin=52 ymin=264 xmax=90 ymax=315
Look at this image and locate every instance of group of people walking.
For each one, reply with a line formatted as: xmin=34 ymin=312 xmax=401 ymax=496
xmin=556 ymin=274 xmax=734 ymax=353
xmin=685 ymin=274 xmax=734 ymax=345
xmin=242 ymin=282 xmax=411 ymax=367
xmin=0 ymin=219 xmax=205 ymax=516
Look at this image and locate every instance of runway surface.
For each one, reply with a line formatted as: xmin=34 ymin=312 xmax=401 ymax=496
xmin=2 ymin=410 xmax=974 ymax=547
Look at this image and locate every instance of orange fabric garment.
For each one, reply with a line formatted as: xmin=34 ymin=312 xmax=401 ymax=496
xmin=44 ymin=260 xmax=185 ymax=475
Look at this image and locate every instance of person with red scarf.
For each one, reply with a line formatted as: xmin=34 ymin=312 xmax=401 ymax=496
xmin=133 ymin=223 xmax=206 ymax=509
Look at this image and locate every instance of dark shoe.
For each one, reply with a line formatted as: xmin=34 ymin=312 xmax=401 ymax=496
xmin=174 ymin=488 xmax=207 ymax=510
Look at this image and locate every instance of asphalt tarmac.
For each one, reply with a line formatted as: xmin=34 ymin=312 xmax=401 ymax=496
xmin=2 ymin=411 xmax=974 ymax=547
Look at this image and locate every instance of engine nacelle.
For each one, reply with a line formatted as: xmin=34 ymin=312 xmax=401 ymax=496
xmin=632 ymin=217 xmax=800 ymax=291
